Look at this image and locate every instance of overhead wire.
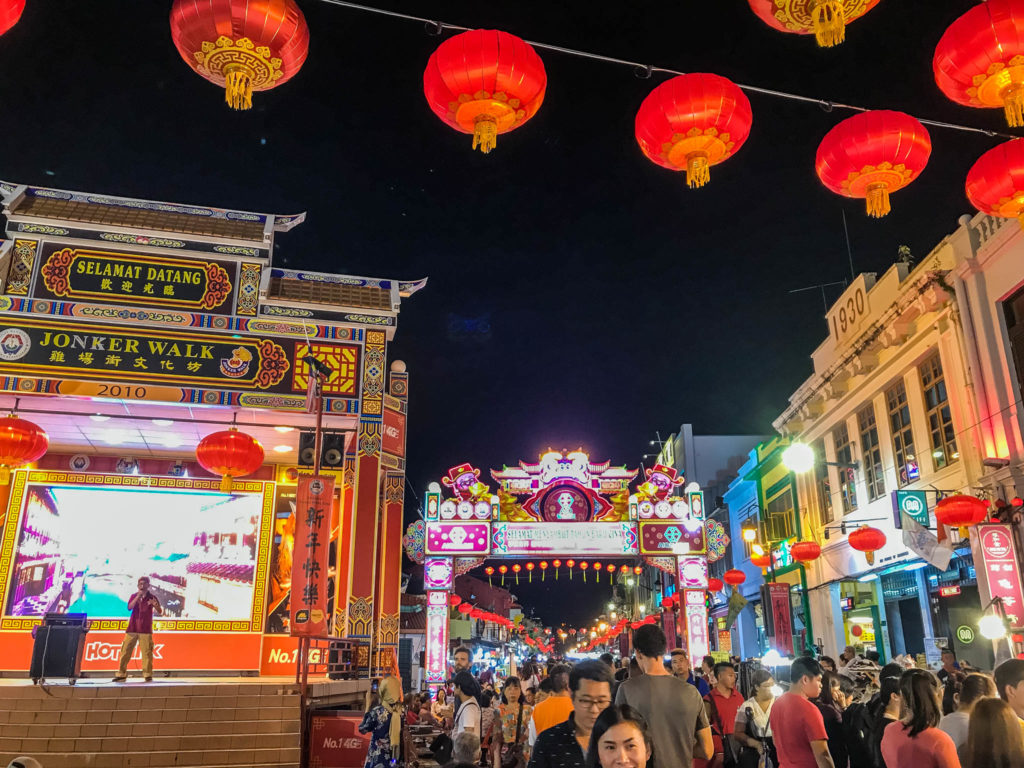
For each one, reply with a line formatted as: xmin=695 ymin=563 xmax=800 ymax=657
xmin=316 ymin=0 xmax=1017 ymax=140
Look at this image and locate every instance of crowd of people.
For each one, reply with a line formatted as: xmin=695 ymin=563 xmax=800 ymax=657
xmin=361 ymin=629 xmax=1024 ymax=768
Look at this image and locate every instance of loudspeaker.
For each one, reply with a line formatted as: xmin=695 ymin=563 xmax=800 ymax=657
xmin=30 ymin=625 xmax=87 ymax=682
xmin=298 ymin=431 xmax=347 ymax=468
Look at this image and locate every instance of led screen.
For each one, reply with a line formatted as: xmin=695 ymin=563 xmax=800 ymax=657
xmin=4 ymin=483 xmax=264 ymax=622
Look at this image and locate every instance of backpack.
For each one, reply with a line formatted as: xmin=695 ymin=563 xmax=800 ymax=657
xmin=842 ymin=701 xmax=875 ymax=767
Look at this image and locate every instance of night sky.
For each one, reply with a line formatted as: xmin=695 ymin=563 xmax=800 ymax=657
xmin=1 ymin=2 xmax=1006 ymax=626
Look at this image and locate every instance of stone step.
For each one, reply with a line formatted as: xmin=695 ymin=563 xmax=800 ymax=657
xmin=0 ymin=747 xmax=299 ymax=768
xmin=0 ymin=731 xmax=299 ymax=754
xmin=4 ymin=706 xmax=300 ymax=726
xmin=3 ymin=719 xmax=299 ymax=739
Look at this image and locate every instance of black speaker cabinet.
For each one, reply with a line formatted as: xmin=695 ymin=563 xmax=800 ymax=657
xmin=30 ymin=625 xmax=87 ymax=683
xmin=298 ymin=431 xmax=347 ymax=468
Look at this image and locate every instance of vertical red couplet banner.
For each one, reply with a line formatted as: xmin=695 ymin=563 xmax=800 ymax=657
xmin=290 ymin=474 xmax=336 ymax=636
xmin=662 ymin=609 xmax=678 ymax=650
xmin=767 ymin=582 xmax=794 ymax=654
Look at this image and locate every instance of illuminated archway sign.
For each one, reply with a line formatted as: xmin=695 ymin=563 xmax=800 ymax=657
xmin=417 ymin=451 xmax=712 ymax=682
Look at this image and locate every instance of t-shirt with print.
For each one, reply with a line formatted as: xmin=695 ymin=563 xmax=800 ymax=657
xmin=615 ymin=673 xmax=710 ymax=768
xmin=768 ymin=692 xmax=828 ymax=768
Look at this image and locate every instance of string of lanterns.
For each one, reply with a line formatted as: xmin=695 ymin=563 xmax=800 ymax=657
xmin=483 ymin=561 xmax=645 ymax=585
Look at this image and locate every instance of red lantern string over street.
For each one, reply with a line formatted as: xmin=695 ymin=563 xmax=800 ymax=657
xmin=196 ymin=428 xmax=264 ymax=493
xmin=422 ymin=29 xmax=547 ymax=154
xmin=848 ymin=525 xmax=886 ymax=565
xmin=458 ymin=603 xmax=472 ymax=614
xmin=723 ymin=569 xmax=747 ymax=587
xmin=619 ymin=564 xmax=629 ymax=574
xmin=935 ymin=495 xmax=989 ymax=536
xmin=450 ymin=594 xmax=462 ymax=607
xmin=747 ymin=0 xmax=882 ymax=48
xmin=0 ymin=415 xmax=48 ymax=485
xmin=751 ymin=553 xmax=772 ymax=570
xmin=707 ymin=577 xmax=724 ymax=592
xmin=934 ymin=0 xmax=1024 ymax=127
xmin=815 ymin=110 xmax=931 ymax=218
xmin=966 ymin=139 xmax=1024 ymax=228
xmin=635 ymin=73 xmax=753 ymax=189
xmin=0 ymin=0 xmax=24 ymax=37
xmin=791 ymin=541 xmax=822 ymax=564
xmin=633 ymin=565 xmax=643 ymax=575
xmin=169 ymin=0 xmax=310 ymax=111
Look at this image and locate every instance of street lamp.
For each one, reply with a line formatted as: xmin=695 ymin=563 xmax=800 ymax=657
xmin=782 ymin=441 xmax=860 ymax=474
xmin=979 ymin=596 xmax=1010 ymax=640
xmin=742 ymin=526 xmax=758 ymax=543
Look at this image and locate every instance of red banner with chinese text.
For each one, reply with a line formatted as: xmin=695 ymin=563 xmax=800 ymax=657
xmin=767 ymin=583 xmax=794 ymax=655
xmin=290 ymin=474 xmax=335 ymax=636
xmin=662 ymin=609 xmax=678 ymax=650
xmin=978 ymin=524 xmax=1024 ymax=628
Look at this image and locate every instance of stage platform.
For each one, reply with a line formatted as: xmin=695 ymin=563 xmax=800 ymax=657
xmin=0 ymin=676 xmax=371 ymax=768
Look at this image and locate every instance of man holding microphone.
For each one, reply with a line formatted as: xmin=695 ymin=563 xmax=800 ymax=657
xmin=113 ymin=576 xmax=163 ymax=683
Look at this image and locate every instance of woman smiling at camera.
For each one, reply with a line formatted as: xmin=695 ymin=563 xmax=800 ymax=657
xmin=586 ymin=704 xmax=654 ymax=768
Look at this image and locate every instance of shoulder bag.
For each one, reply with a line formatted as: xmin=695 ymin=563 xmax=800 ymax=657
xmin=707 ymin=693 xmax=740 ymax=768
xmin=500 ymin=704 xmax=524 ymax=768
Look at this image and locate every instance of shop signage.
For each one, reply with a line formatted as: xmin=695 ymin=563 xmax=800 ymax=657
xmin=290 ymin=475 xmax=334 ymax=636
xmin=956 ymin=625 xmax=975 ymax=644
xmin=677 ymin=556 xmax=709 ymax=589
xmin=34 ymin=245 xmax=239 ymax=314
xmin=892 ymin=490 xmax=930 ymax=528
xmin=764 ymin=582 xmax=794 ymax=655
xmin=381 ymin=406 xmax=406 ymax=458
xmin=639 ymin=520 xmax=706 ymax=555
xmin=717 ymin=629 xmax=732 ymax=654
xmin=939 ymin=586 xmax=961 ymax=597
xmin=490 ymin=522 xmax=639 ymax=556
xmin=0 ymin=315 xmax=361 ymax=398
xmin=425 ymin=522 xmax=490 ymax=555
xmin=684 ymin=589 xmax=709 ymax=673
xmin=308 ymin=712 xmax=373 ymax=768
xmin=424 ymin=558 xmax=454 ymax=590
xmin=978 ymin=523 xmax=1024 ymax=627
xmin=425 ymin=598 xmax=449 ymax=683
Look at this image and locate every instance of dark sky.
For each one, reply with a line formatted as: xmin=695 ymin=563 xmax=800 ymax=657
xmin=2 ymin=2 xmax=1006 ymax=626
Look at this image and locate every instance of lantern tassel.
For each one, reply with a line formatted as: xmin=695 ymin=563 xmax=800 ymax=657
xmin=812 ymin=0 xmax=846 ymax=48
xmin=866 ymin=184 xmax=891 ymax=218
xmin=1004 ymin=84 xmax=1024 ymax=128
xmin=0 ymin=466 xmax=9 ymax=485
xmin=220 ymin=475 xmax=233 ymax=493
xmin=472 ymin=117 xmax=498 ymax=153
xmin=224 ymin=69 xmax=254 ymax=111
xmin=686 ymin=152 xmax=710 ymax=188
xmin=865 ymin=551 xmax=875 ymax=566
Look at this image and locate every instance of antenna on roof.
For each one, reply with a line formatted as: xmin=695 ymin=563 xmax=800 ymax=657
xmin=788 ymin=280 xmax=849 ymax=313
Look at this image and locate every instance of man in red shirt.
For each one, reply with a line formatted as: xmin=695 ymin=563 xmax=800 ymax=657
xmin=768 ymin=657 xmax=835 ymax=768
xmin=113 ymin=576 xmax=163 ymax=683
xmin=704 ymin=662 xmax=745 ymax=767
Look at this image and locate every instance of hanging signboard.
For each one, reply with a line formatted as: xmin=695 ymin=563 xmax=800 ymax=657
xmin=684 ymin=589 xmax=709 ymax=673
xmin=892 ymin=490 xmax=930 ymax=528
xmin=290 ymin=475 xmax=335 ymax=636
xmin=978 ymin=523 xmax=1024 ymax=627
xmin=489 ymin=522 xmax=638 ymax=556
xmin=639 ymin=521 xmax=706 ymax=555
xmin=764 ymin=582 xmax=794 ymax=655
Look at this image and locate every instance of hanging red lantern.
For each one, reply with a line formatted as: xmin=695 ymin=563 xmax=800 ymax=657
xmin=791 ymin=541 xmax=822 ymax=564
xmin=815 ymin=110 xmax=931 ymax=218
xmin=0 ymin=0 xmax=24 ymax=37
xmin=707 ymin=577 xmax=724 ymax=592
xmin=966 ymin=139 xmax=1024 ymax=228
xmin=660 ymin=596 xmax=673 ymax=609
xmin=848 ymin=525 xmax=887 ymax=565
xmin=935 ymin=495 xmax=989 ymax=536
xmin=566 ymin=559 xmax=575 ymax=581
xmin=619 ymin=564 xmax=629 ymax=574
xmin=751 ymin=553 xmax=772 ymax=570
xmin=635 ymin=73 xmax=753 ymax=189
xmin=0 ymin=415 xmax=48 ymax=484
xmin=196 ymin=428 xmax=264 ymax=492
xmin=169 ymin=0 xmax=310 ymax=111
xmin=485 ymin=566 xmax=495 ymax=576
xmin=526 ymin=562 xmax=535 ymax=582
xmin=423 ymin=29 xmax=547 ymax=154
xmin=747 ymin=0 xmax=881 ymax=48
xmin=723 ymin=569 xmax=746 ymax=587
xmin=458 ymin=603 xmax=472 ymax=614
xmin=934 ymin=0 xmax=1024 ymax=127
xmin=450 ymin=594 xmax=462 ymax=607
xmin=633 ymin=565 xmax=643 ymax=575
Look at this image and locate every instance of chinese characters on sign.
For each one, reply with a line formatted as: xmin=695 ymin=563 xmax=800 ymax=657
xmin=978 ymin=524 xmax=1024 ymax=627
xmin=489 ymin=522 xmax=639 ymax=556
xmin=684 ymin=589 xmax=709 ymax=673
xmin=766 ymin=583 xmax=794 ymax=655
xmin=425 ymin=592 xmax=449 ymax=684
xmin=290 ymin=475 xmax=335 ymax=636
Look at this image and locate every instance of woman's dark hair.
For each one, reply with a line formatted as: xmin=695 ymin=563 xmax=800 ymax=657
xmin=501 ymin=676 xmax=523 ymax=705
xmin=871 ymin=674 xmax=902 ymax=720
xmin=959 ymin=672 xmax=996 ymax=708
xmin=964 ymin=696 xmax=1024 ymax=768
xmin=452 ymin=670 xmax=482 ymax=705
xmin=481 ymin=690 xmax=495 ymax=707
xmin=837 ymin=675 xmax=856 ymax=700
xmin=900 ymin=669 xmax=942 ymax=737
xmin=435 ymin=687 xmax=447 ymax=702
xmin=820 ymin=656 xmax=837 ymax=671
xmin=585 ymin=704 xmax=653 ymax=768
xmin=750 ymin=668 xmax=773 ymax=691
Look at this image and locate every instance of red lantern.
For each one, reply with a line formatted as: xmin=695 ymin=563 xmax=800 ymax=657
xmin=633 ymin=565 xmax=643 ymax=575
xmin=707 ymin=577 xmax=724 ymax=592
xmin=815 ymin=110 xmax=931 ymax=217
xmin=512 ymin=564 xmax=522 ymax=573
xmin=935 ymin=495 xmax=989 ymax=535
xmin=635 ymin=73 xmax=753 ymax=188
xmin=169 ymin=0 xmax=310 ymax=111
xmin=848 ymin=525 xmax=887 ymax=565
xmin=566 ymin=559 xmax=575 ymax=568
xmin=619 ymin=564 xmax=629 ymax=574
xmin=485 ymin=566 xmax=495 ymax=576
xmin=458 ymin=603 xmax=472 ymax=614
xmin=196 ymin=428 xmax=264 ymax=492
xmin=450 ymin=594 xmax=462 ymax=607
xmin=0 ymin=0 xmax=24 ymax=37
xmin=423 ymin=29 xmax=547 ymax=154
xmin=966 ymin=139 xmax=1024 ymax=228
xmin=0 ymin=415 xmax=48 ymax=484
xmin=791 ymin=541 xmax=822 ymax=564
xmin=661 ymin=596 xmax=673 ymax=609
xmin=723 ymin=569 xmax=746 ymax=587
xmin=751 ymin=553 xmax=772 ymax=570
xmin=934 ymin=0 xmax=1024 ymax=127
xmin=747 ymin=0 xmax=881 ymax=48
